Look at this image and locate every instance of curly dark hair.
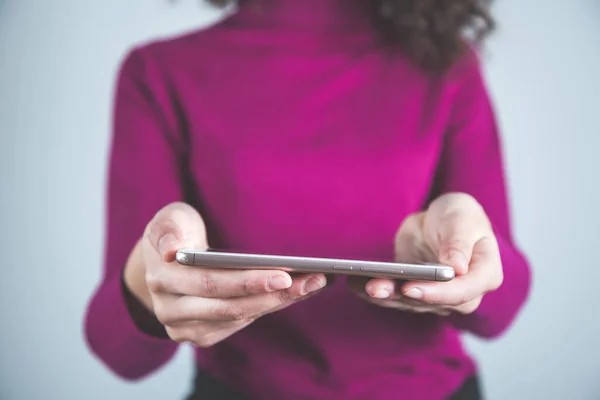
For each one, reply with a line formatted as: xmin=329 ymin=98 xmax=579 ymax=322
xmin=207 ymin=0 xmax=494 ymax=73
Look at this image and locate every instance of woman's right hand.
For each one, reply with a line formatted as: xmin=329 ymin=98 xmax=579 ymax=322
xmin=123 ymin=202 xmax=327 ymax=348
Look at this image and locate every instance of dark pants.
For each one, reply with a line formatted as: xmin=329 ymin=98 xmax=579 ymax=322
xmin=186 ymin=371 xmax=482 ymax=400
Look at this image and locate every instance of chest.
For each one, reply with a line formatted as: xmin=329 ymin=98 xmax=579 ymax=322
xmin=173 ymin=51 xmax=451 ymax=258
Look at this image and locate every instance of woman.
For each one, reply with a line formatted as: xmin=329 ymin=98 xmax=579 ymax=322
xmin=84 ymin=0 xmax=531 ymax=399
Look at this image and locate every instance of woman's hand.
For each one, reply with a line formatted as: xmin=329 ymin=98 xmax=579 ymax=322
xmin=348 ymin=193 xmax=503 ymax=316
xmin=124 ymin=202 xmax=327 ymax=348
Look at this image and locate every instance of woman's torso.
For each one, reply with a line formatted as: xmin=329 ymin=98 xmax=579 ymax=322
xmin=137 ymin=2 xmax=476 ymax=397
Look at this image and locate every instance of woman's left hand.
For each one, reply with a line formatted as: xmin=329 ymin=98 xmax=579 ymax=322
xmin=348 ymin=193 xmax=504 ymax=316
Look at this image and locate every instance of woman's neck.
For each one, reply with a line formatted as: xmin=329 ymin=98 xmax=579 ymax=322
xmin=224 ymin=0 xmax=374 ymax=32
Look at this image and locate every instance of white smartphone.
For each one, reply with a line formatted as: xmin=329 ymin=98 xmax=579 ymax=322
xmin=175 ymin=249 xmax=455 ymax=282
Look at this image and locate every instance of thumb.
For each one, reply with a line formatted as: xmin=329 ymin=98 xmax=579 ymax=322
xmin=425 ymin=194 xmax=489 ymax=276
xmin=145 ymin=202 xmax=209 ymax=262
xmin=426 ymin=212 xmax=481 ymax=276
xmin=437 ymin=236 xmax=472 ymax=277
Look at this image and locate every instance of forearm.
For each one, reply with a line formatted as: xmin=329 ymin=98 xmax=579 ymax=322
xmin=84 ymin=241 xmax=178 ymax=380
xmin=426 ymin=51 xmax=532 ymax=338
xmin=83 ymin=47 xmax=190 ymax=380
xmin=122 ymin=240 xmax=170 ymax=338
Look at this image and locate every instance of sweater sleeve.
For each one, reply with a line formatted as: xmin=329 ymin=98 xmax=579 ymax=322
xmin=432 ymin=52 xmax=532 ymax=339
xmin=84 ymin=47 xmax=184 ymax=380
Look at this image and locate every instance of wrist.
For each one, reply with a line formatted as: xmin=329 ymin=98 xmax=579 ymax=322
xmin=121 ymin=240 xmax=170 ymax=339
xmin=123 ymin=240 xmax=153 ymax=312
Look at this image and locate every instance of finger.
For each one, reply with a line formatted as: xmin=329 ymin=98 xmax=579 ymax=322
xmin=144 ymin=202 xmax=209 ymax=262
xmin=348 ymin=277 xmax=432 ymax=309
xmin=146 ymin=265 xmax=294 ymax=298
xmin=358 ymin=278 xmax=442 ymax=307
xmin=394 ymin=213 xmax=437 ymax=264
xmin=400 ymin=237 xmax=502 ymax=306
xmin=378 ymin=301 xmax=450 ymax=315
xmin=154 ymin=274 xmax=327 ymax=323
xmin=425 ymin=207 xmax=488 ymax=276
xmin=347 ymin=277 xmax=452 ymax=315
xmin=346 ymin=276 xmax=392 ymax=299
xmin=260 ymin=273 xmax=328 ymax=316
xmin=453 ymin=297 xmax=483 ymax=315
xmin=362 ymin=277 xmax=396 ymax=299
xmin=354 ymin=292 xmax=451 ymax=315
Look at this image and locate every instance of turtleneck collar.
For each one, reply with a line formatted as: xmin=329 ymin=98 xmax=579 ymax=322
xmin=223 ymin=0 xmax=375 ymax=33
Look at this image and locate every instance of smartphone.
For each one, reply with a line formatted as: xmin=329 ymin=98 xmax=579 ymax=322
xmin=175 ymin=249 xmax=455 ymax=282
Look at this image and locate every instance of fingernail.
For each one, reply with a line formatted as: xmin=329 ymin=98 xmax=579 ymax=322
xmin=304 ymin=276 xmax=326 ymax=295
xmin=158 ymin=233 xmax=178 ymax=256
xmin=448 ymin=250 xmax=469 ymax=274
xmin=404 ymin=287 xmax=424 ymax=299
xmin=268 ymin=276 xmax=291 ymax=291
xmin=374 ymin=288 xmax=391 ymax=299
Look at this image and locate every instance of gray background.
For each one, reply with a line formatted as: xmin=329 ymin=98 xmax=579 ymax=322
xmin=1 ymin=0 xmax=599 ymax=399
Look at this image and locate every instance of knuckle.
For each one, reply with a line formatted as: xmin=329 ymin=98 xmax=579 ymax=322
xmin=143 ymin=216 xmax=160 ymax=240
xmin=239 ymin=277 xmax=253 ymax=296
xmin=156 ymin=202 xmax=189 ymax=222
xmin=445 ymin=288 xmax=470 ymax=306
xmin=193 ymin=333 xmax=220 ymax=348
xmin=217 ymin=303 xmax=246 ymax=321
xmin=393 ymin=302 xmax=413 ymax=311
xmin=429 ymin=289 xmax=460 ymax=306
xmin=152 ymin=302 xmax=172 ymax=325
xmin=470 ymin=298 xmax=482 ymax=311
xmin=199 ymin=273 xmax=220 ymax=297
xmin=145 ymin=202 xmax=206 ymax=251
xmin=439 ymin=207 xmax=463 ymax=224
xmin=457 ymin=298 xmax=481 ymax=315
xmin=146 ymin=210 xmax=179 ymax=241
xmin=435 ymin=308 xmax=452 ymax=316
xmin=421 ymin=290 xmax=442 ymax=304
xmin=145 ymin=272 xmax=164 ymax=293
xmin=443 ymin=237 xmax=469 ymax=252
xmin=193 ymin=338 xmax=213 ymax=348
xmin=459 ymin=292 xmax=472 ymax=305
xmin=397 ymin=213 xmax=424 ymax=236
xmin=401 ymin=213 xmax=420 ymax=228
xmin=166 ymin=327 xmax=190 ymax=344
xmin=414 ymin=307 xmax=433 ymax=314
xmin=490 ymin=270 xmax=504 ymax=291
xmin=441 ymin=192 xmax=480 ymax=210
xmin=277 ymin=289 xmax=292 ymax=303
xmin=167 ymin=201 xmax=196 ymax=215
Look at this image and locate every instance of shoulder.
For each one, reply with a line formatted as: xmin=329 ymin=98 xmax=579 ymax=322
xmin=116 ymin=26 xmax=219 ymax=85
xmin=443 ymin=45 xmax=491 ymax=97
xmin=111 ymin=29 xmax=217 ymax=135
xmin=132 ymin=29 xmax=207 ymax=61
xmin=395 ymin=44 xmax=491 ymax=106
xmin=440 ymin=46 xmax=498 ymax=130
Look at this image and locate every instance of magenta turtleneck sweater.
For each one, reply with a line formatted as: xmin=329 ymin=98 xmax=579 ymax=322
xmin=84 ymin=0 xmax=531 ymax=398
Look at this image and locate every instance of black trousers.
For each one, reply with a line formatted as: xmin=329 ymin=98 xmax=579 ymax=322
xmin=186 ymin=371 xmax=482 ymax=400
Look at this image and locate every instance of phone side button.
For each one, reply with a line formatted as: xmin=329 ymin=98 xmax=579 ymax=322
xmin=333 ymin=265 xmax=353 ymax=271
